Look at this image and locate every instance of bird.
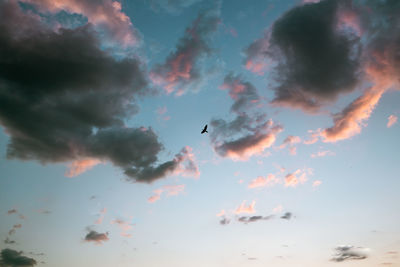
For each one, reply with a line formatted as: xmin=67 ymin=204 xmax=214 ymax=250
xmin=201 ymin=124 xmax=208 ymax=134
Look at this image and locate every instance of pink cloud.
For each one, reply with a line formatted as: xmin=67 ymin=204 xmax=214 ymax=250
xmin=65 ymin=158 xmax=102 ymax=177
xmin=284 ymin=169 xmax=311 ymax=187
xmin=248 ymin=174 xmax=279 ymax=189
xmin=221 ymin=124 xmax=283 ymax=161
xmin=387 ymin=115 xmax=398 ymax=128
xmin=216 ymin=210 xmax=225 ymax=217
xmin=337 ymin=6 xmax=363 ymax=36
xmin=173 ymin=146 xmax=200 ymax=178
xmin=303 ymin=129 xmax=321 ymax=145
xmin=279 ymin=135 xmax=301 ymax=155
xmin=235 ymin=200 xmax=256 ymax=214
xmin=272 ymin=205 xmax=283 ymax=213
xmin=94 ymin=208 xmax=107 ymax=225
xmin=21 ymin=0 xmax=138 ymax=46
xmin=321 ymin=49 xmax=398 ymax=142
xmin=148 ymin=185 xmax=185 ymax=203
xmin=311 ymin=150 xmax=335 ymax=158
xmin=243 ymin=30 xmax=271 ymax=75
xmin=312 ymin=180 xmax=322 ymax=188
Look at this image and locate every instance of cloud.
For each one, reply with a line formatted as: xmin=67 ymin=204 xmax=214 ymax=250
xmin=4 ymin=238 xmax=16 ymax=245
xmin=20 ymin=0 xmax=139 ymax=46
xmin=211 ymin=114 xmax=283 ymax=160
xmin=219 ymin=217 xmax=230 ymax=225
xmin=0 ymin=1 xmax=192 ymax=183
xmin=126 ymin=146 xmax=199 ymax=183
xmin=94 ymin=208 xmax=107 ymax=225
xmin=272 ymin=205 xmax=283 ymax=213
xmin=312 ymin=180 xmax=322 ymax=188
xmin=8 ymin=224 xmax=22 ymax=236
xmin=311 ymin=150 xmax=335 ymax=158
xmin=149 ymin=0 xmax=203 ymax=13
xmin=0 ymin=249 xmax=37 ymax=267
xmin=65 ymin=158 xmax=102 ymax=177
xmin=147 ymin=184 xmax=185 ymax=203
xmin=248 ymin=174 xmax=279 ymax=189
xmin=243 ymin=30 xmax=272 ymax=75
xmin=7 ymin=209 xmax=17 ymax=215
xmin=320 ymin=58 xmax=393 ymax=142
xmin=267 ymin=0 xmax=361 ymax=113
xmin=150 ymin=4 xmax=220 ymax=95
xmin=237 ymin=215 xmax=274 ymax=224
xmin=84 ymin=230 xmax=109 ymax=244
xmin=331 ymin=245 xmax=369 ymax=262
xmin=235 ymin=201 xmax=256 ymax=215
xmin=279 ymin=135 xmax=301 ymax=155
xmin=219 ymin=73 xmax=261 ymax=113
xmin=281 ymin=212 xmax=292 ymax=220
xmin=111 ymin=219 xmax=133 ymax=238
xmin=387 ymin=115 xmax=398 ymax=128
xmin=284 ymin=169 xmax=309 ymax=187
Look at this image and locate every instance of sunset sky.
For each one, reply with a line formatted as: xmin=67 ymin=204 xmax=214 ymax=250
xmin=0 ymin=0 xmax=400 ymax=266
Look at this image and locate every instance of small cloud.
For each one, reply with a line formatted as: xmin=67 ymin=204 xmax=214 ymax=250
xmin=311 ymin=150 xmax=335 ymax=158
xmin=4 ymin=237 xmax=16 ymax=244
xmin=387 ymin=115 xmax=398 ymax=128
xmin=84 ymin=230 xmax=109 ymax=244
xmin=7 ymin=209 xmax=17 ymax=215
xmin=248 ymin=174 xmax=279 ymax=189
xmin=281 ymin=212 xmax=292 ymax=220
xmin=216 ymin=210 xmax=225 ymax=217
xmin=94 ymin=208 xmax=107 ymax=225
xmin=312 ymin=180 xmax=322 ymax=188
xmin=219 ymin=217 xmax=230 ymax=225
xmin=235 ymin=200 xmax=256 ymax=214
xmin=147 ymin=184 xmax=185 ymax=203
xmin=8 ymin=224 xmax=22 ymax=236
xmin=272 ymin=205 xmax=283 ymax=213
xmin=237 ymin=215 xmax=274 ymax=224
xmin=331 ymin=245 xmax=369 ymax=262
xmin=111 ymin=218 xmax=134 ymax=238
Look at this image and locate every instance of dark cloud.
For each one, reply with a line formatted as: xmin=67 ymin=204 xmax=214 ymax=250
xmin=84 ymin=230 xmax=109 ymax=244
xmin=150 ymin=3 xmax=221 ymax=96
xmin=246 ymin=0 xmax=361 ymax=113
xmin=219 ymin=217 xmax=230 ymax=225
xmin=331 ymin=245 xmax=368 ymax=262
xmin=0 ymin=248 xmax=37 ymax=267
xmin=6 ymin=209 xmax=17 ymax=215
xmin=237 ymin=215 xmax=274 ymax=224
xmin=4 ymin=238 xmax=16 ymax=245
xmin=280 ymin=212 xmax=292 ymax=220
xmin=0 ymin=1 xmax=195 ymax=183
xmin=8 ymin=224 xmax=22 ymax=236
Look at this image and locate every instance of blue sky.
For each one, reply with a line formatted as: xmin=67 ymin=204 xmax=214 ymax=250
xmin=0 ymin=0 xmax=400 ymax=266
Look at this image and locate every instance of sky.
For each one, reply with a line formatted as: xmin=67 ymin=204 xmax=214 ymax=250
xmin=0 ymin=0 xmax=400 ymax=266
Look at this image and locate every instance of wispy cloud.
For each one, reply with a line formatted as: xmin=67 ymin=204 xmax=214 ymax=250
xmin=387 ymin=115 xmax=398 ymax=128
xmin=248 ymin=174 xmax=279 ymax=189
xmin=331 ymin=245 xmax=369 ymax=262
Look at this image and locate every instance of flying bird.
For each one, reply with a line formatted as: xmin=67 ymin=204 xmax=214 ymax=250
xmin=201 ymin=124 xmax=208 ymax=134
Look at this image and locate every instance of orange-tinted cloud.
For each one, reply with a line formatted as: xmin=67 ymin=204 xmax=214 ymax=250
xmin=235 ymin=201 xmax=256 ymax=214
xmin=248 ymin=174 xmax=279 ymax=189
xmin=321 ymin=54 xmax=396 ymax=142
xmin=111 ymin=218 xmax=133 ymax=238
xmin=148 ymin=185 xmax=185 ymax=203
xmin=387 ymin=115 xmax=398 ymax=128
xmin=65 ymin=158 xmax=102 ymax=177
xmin=284 ymin=169 xmax=311 ymax=187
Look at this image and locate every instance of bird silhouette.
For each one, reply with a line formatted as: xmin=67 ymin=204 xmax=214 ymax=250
xmin=201 ymin=124 xmax=208 ymax=134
